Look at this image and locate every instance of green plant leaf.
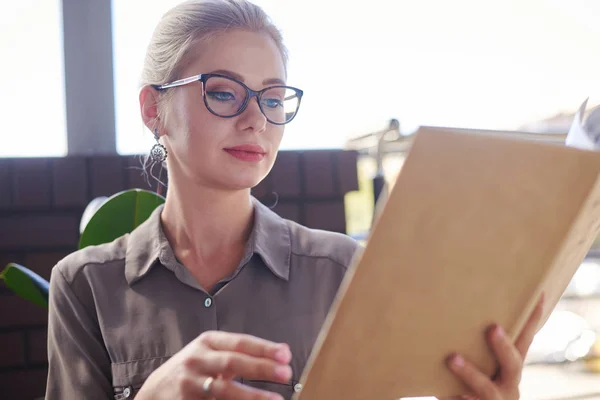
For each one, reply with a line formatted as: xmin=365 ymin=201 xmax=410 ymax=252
xmin=1 ymin=263 xmax=49 ymax=308
xmin=78 ymin=188 xmax=165 ymax=249
xmin=80 ymin=196 xmax=109 ymax=234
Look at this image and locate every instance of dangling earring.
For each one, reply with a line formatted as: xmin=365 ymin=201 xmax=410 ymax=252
xmin=150 ymin=128 xmax=167 ymax=163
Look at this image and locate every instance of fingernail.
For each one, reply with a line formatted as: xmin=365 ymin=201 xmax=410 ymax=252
xmin=275 ymin=365 xmax=292 ymax=381
xmin=451 ymin=354 xmax=464 ymax=368
xmin=495 ymin=325 xmax=505 ymax=339
xmin=274 ymin=346 xmax=291 ymax=363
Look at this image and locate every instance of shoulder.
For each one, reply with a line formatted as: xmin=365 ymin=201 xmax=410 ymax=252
xmin=53 ymin=234 xmax=129 ymax=285
xmin=284 ymin=218 xmax=363 ymax=270
xmin=48 ymin=235 xmax=130 ymax=324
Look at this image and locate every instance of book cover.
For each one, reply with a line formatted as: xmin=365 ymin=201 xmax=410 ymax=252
xmin=295 ymin=127 xmax=600 ymax=399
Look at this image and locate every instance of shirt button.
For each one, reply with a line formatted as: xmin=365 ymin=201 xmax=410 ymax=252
xmin=123 ymin=387 xmax=132 ymax=398
xmin=204 ymin=297 xmax=212 ymax=308
xmin=294 ymin=383 xmax=303 ymax=393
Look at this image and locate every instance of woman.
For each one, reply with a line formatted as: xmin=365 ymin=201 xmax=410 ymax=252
xmin=45 ymin=1 xmax=544 ymax=399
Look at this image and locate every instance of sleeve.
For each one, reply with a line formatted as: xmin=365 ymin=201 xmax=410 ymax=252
xmin=45 ymin=266 xmax=113 ymax=400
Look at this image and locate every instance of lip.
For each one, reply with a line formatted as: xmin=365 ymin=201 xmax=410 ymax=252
xmin=223 ymin=144 xmax=267 ymax=162
xmin=225 ymin=144 xmax=266 ymax=154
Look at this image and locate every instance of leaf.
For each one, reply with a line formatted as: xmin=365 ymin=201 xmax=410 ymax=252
xmin=1 ymin=263 xmax=49 ymax=308
xmin=79 ymin=196 xmax=109 ymax=234
xmin=78 ymin=188 xmax=165 ymax=249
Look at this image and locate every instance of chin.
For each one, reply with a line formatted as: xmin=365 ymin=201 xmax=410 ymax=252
xmin=221 ymin=172 xmax=266 ymax=191
xmin=222 ymin=161 xmax=272 ymax=190
xmin=199 ymin=157 xmax=273 ymax=191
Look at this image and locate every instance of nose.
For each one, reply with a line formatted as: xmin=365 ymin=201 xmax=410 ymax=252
xmin=237 ymin=96 xmax=267 ymax=133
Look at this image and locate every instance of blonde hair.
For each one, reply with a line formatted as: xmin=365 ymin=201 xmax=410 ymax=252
xmin=141 ymin=0 xmax=287 ymax=121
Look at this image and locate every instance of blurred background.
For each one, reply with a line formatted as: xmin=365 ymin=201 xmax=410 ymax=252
xmin=2 ymin=0 xmax=600 ymax=399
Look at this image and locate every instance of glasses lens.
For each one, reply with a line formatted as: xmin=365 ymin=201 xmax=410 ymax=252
xmin=204 ymin=76 xmax=247 ymax=117
xmin=260 ymin=87 xmax=300 ymax=124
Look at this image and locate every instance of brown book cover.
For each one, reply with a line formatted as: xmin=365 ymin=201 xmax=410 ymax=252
xmin=294 ymin=127 xmax=600 ymax=399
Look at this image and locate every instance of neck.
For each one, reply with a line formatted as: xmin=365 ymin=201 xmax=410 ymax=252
xmin=160 ymin=179 xmax=255 ymax=266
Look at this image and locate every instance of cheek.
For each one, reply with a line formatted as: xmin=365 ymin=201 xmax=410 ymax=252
xmin=264 ymin=129 xmax=284 ymax=170
xmin=270 ymin=127 xmax=285 ymax=149
xmin=185 ymin=119 xmax=227 ymax=160
xmin=174 ymin=99 xmax=222 ymax=151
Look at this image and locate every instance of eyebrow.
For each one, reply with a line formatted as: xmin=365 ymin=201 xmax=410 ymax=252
xmin=209 ymin=69 xmax=286 ymax=86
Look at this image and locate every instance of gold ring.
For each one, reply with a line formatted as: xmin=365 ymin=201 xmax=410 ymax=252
xmin=202 ymin=376 xmax=215 ymax=396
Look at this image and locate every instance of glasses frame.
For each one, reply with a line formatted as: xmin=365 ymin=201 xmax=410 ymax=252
xmin=152 ymin=73 xmax=304 ymax=125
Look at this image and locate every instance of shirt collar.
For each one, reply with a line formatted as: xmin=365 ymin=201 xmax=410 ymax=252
xmin=125 ymin=196 xmax=291 ymax=286
xmin=250 ymin=196 xmax=291 ymax=280
xmin=124 ymin=204 xmax=163 ymax=286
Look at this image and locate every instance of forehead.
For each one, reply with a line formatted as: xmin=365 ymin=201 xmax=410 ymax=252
xmin=183 ymin=29 xmax=286 ymax=86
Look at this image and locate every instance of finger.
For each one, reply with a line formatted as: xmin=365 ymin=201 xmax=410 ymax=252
xmin=447 ymin=354 xmax=501 ymax=400
xmin=514 ymin=293 xmax=545 ymax=357
xmin=216 ymin=379 xmax=285 ymax=400
xmin=196 ymin=376 xmax=284 ymax=400
xmin=190 ymin=350 xmax=293 ymax=383
xmin=199 ymin=331 xmax=292 ymax=363
xmin=487 ymin=324 xmax=523 ymax=384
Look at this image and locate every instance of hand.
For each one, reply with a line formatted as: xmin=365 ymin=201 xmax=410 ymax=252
xmin=440 ymin=293 xmax=545 ymax=400
xmin=136 ymin=331 xmax=292 ymax=400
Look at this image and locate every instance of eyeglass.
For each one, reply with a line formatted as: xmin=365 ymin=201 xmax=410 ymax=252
xmin=152 ymin=73 xmax=304 ymax=125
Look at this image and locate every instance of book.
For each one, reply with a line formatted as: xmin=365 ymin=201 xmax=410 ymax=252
xmin=294 ymin=126 xmax=600 ymax=399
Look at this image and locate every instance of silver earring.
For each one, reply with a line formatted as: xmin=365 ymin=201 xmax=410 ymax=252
xmin=150 ymin=128 xmax=167 ymax=163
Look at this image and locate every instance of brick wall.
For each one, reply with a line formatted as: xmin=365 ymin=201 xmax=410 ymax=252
xmin=0 ymin=150 xmax=359 ymax=399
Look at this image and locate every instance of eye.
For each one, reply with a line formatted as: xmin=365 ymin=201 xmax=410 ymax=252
xmin=262 ymin=98 xmax=283 ymax=109
xmin=207 ymin=91 xmax=236 ymax=102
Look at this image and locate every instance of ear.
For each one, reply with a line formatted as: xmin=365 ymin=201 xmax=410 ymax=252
xmin=139 ymin=85 xmax=163 ymax=133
